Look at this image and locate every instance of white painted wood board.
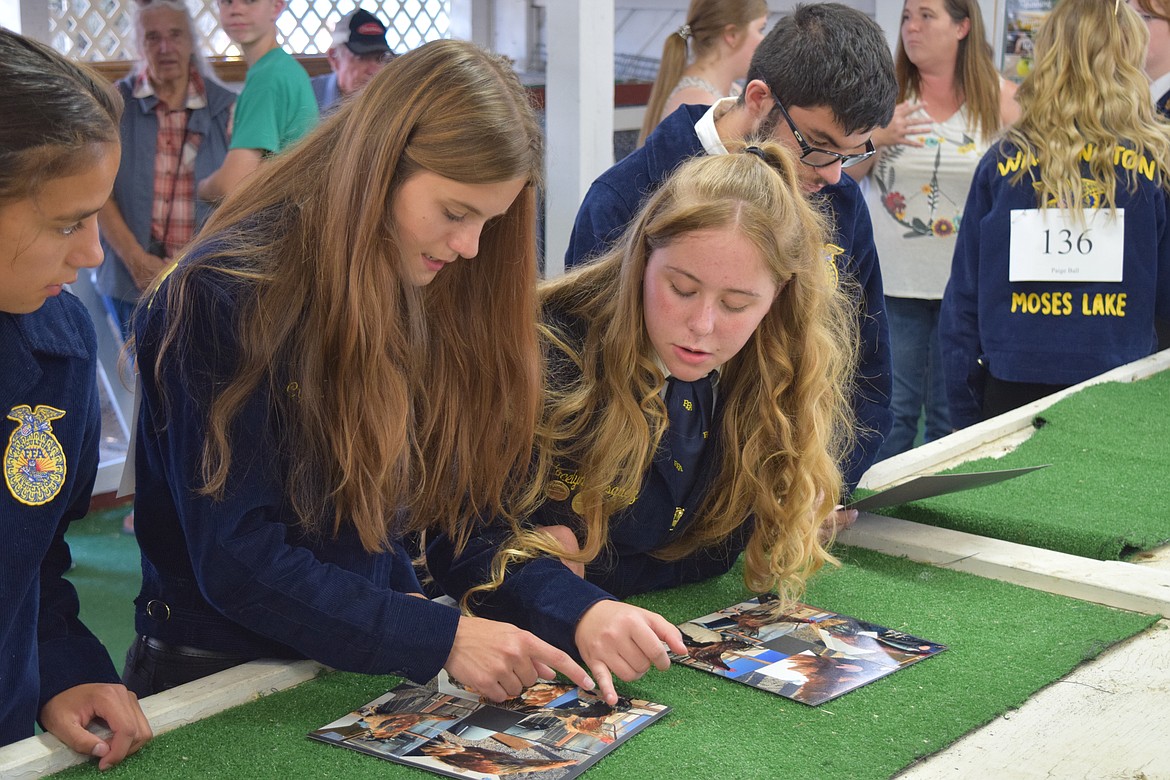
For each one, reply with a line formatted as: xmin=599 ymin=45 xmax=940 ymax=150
xmin=896 ymin=620 xmax=1170 ymax=779
xmin=0 ymin=659 xmax=323 ymax=778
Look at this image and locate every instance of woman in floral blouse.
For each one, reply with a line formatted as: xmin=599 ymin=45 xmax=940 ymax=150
xmin=856 ymin=0 xmax=1018 ymax=453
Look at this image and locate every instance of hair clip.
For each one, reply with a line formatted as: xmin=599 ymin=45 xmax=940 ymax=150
xmin=677 ymin=23 xmax=692 ymax=41
xmin=1115 ymin=0 xmax=1121 ymax=14
xmin=743 ymin=145 xmax=768 ymax=161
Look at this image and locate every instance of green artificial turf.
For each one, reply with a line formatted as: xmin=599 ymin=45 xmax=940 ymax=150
xmin=63 ymin=503 xmax=141 ymax=674
xmin=870 ymin=373 xmax=1170 ymax=560
xmin=52 ymin=547 xmax=1157 ymax=780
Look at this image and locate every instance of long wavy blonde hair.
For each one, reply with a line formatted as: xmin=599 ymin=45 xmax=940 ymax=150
xmin=481 ymin=142 xmax=858 ymax=605
xmin=1006 ymin=0 xmax=1170 ymax=212
xmin=150 ymin=39 xmax=544 ymax=554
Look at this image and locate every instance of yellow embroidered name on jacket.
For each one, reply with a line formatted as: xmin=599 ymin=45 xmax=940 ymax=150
xmin=548 ymin=465 xmax=638 ymax=506
xmin=1010 ymin=291 xmax=1126 ymax=317
xmin=997 ymin=145 xmax=1157 ymax=182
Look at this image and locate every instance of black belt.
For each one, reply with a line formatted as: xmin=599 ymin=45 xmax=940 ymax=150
xmin=140 ymin=635 xmax=253 ymax=662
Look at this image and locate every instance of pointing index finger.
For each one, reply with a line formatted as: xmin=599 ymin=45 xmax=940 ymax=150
xmin=535 ymin=644 xmax=595 ymax=692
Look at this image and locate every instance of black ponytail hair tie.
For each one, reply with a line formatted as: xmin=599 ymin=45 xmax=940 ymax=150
xmin=743 ymin=145 xmax=768 ymax=161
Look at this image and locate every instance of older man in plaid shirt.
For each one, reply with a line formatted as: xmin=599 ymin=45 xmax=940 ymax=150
xmin=97 ymin=0 xmax=235 ymax=341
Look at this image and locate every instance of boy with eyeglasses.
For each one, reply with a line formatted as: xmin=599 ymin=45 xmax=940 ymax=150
xmin=568 ymin=2 xmax=897 ymax=501
xmin=198 ymin=0 xmax=318 ymax=202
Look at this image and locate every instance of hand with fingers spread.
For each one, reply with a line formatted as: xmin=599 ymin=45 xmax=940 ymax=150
xmin=574 ymin=600 xmax=687 ymax=705
xmin=871 ymin=100 xmax=933 ymax=149
xmin=445 ymin=615 xmax=595 ymax=703
xmin=39 ymin=683 xmax=153 ymax=771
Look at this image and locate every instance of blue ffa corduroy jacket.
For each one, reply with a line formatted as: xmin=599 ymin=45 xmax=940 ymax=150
xmin=940 ymin=140 xmax=1170 ymax=428
xmin=0 ymin=293 xmax=120 ymax=747
xmin=565 ymin=104 xmax=892 ymax=491
xmin=130 ymin=245 xmax=460 ymax=683
xmin=427 ymin=302 xmax=752 ymax=656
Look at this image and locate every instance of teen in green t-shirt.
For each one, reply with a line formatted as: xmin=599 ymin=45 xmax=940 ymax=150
xmin=198 ymin=0 xmax=317 ymax=202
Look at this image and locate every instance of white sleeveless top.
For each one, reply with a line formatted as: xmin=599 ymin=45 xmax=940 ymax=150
xmin=865 ymin=104 xmax=994 ymax=299
xmin=668 ymin=75 xmax=722 ymax=101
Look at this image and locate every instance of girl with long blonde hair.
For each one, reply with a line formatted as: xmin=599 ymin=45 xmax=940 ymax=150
xmin=429 ymin=142 xmax=858 ymax=703
xmin=637 ymin=0 xmax=768 ymax=147
xmin=124 ymin=39 xmax=593 ymax=703
xmin=941 ymin=0 xmax=1170 ymax=427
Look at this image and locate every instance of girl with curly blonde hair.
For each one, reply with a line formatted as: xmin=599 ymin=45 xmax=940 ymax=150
xmin=429 ymin=142 xmax=858 ymax=703
xmin=941 ymin=0 xmax=1170 ymax=426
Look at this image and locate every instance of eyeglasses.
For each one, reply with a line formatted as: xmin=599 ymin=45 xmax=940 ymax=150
xmin=770 ymin=97 xmax=876 ymax=169
xmin=342 ymin=48 xmax=394 ymax=65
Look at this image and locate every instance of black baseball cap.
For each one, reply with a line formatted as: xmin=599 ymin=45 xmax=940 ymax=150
xmin=332 ymin=9 xmax=390 ymax=55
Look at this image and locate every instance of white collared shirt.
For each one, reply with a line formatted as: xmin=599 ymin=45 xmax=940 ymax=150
xmin=132 ymin=68 xmax=209 ymax=110
xmin=694 ymin=97 xmax=739 ymax=157
xmin=1150 ymin=71 xmax=1170 ymax=105
xmin=652 ymin=352 xmax=721 ymax=403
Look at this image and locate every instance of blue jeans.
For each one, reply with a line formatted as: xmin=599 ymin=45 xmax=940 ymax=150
xmin=877 ymin=296 xmax=951 ymax=460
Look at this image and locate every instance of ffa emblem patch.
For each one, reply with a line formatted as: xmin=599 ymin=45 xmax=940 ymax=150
xmin=822 ymin=243 xmax=843 ymax=287
xmin=1035 ymin=178 xmax=1108 ymax=209
xmin=5 ymin=405 xmax=68 ymax=506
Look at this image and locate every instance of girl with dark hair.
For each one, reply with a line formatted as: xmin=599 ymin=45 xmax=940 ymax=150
xmin=0 ymin=28 xmax=152 ymax=765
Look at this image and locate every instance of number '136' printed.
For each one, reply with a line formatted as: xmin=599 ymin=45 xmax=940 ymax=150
xmin=1009 ymin=208 xmax=1124 ymax=283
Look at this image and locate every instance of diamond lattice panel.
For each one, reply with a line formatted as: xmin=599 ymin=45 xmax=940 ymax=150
xmin=49 ymin=0 xmax=450 ymax=62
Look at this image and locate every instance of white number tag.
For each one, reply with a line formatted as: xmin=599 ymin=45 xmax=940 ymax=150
xmin=1008 ymin=208 xmax=1124 ymax=282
